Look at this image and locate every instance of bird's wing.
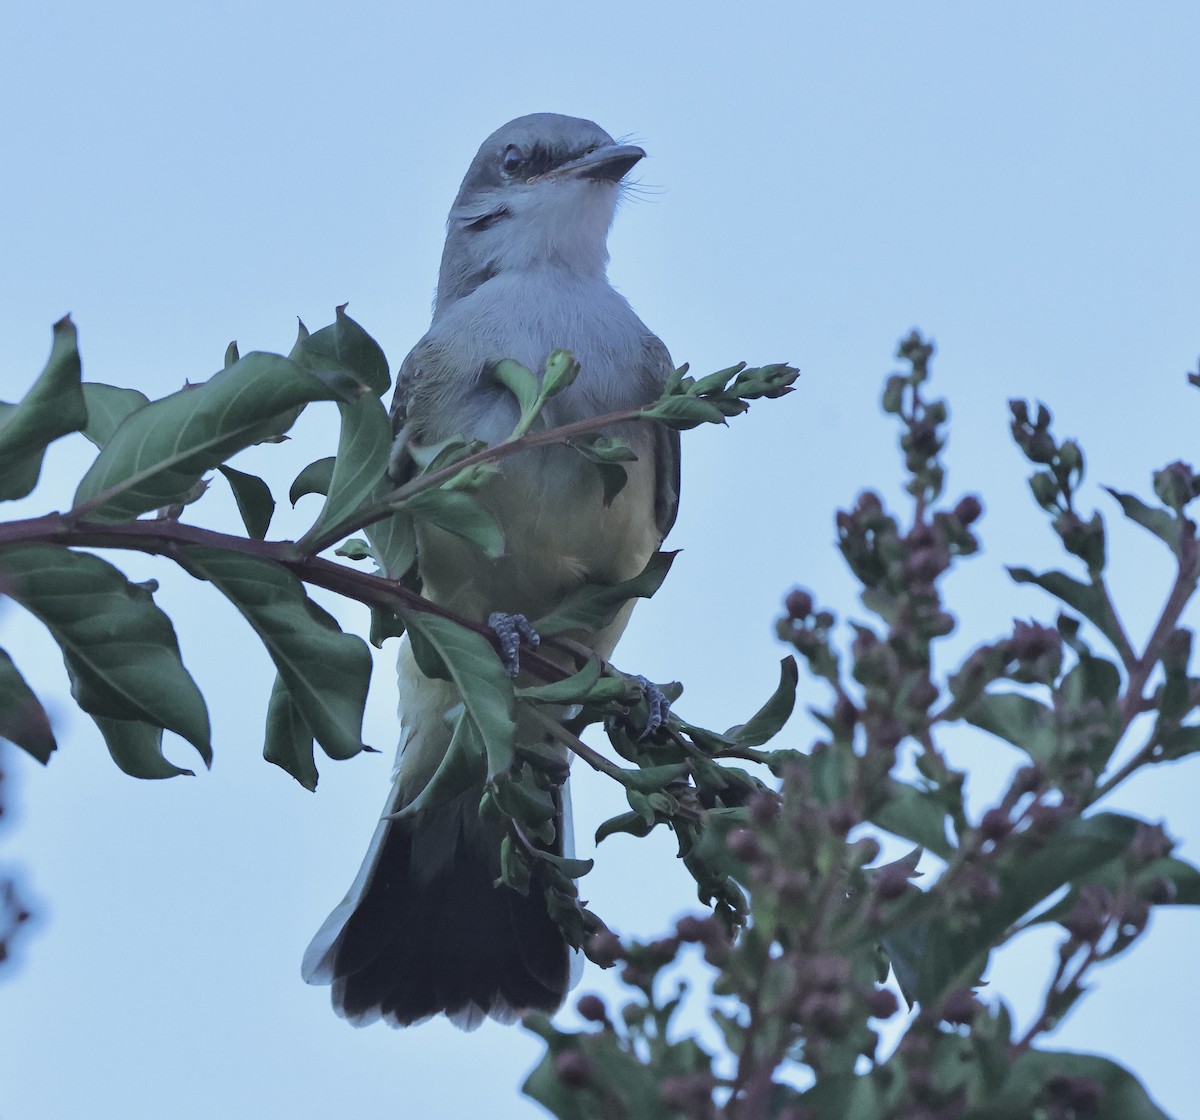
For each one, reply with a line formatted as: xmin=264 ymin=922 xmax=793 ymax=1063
xmin=643 ymin=333 xmax=681 ymax=540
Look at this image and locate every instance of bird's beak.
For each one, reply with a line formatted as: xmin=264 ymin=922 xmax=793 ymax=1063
xmin=531 ymin=143 xmax=646 ymax=185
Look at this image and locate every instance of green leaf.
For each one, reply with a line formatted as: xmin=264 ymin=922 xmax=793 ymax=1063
xmin=289 ymin=457 xmax=336 ymax=505
xmin=725 ymin=657 xmax=798 ymax=746
xmin=263 ymin=673 xmax=318 ymax=790
xmin=595 ymin=810 xmax=656 ymax=843
xmin=0 ymin=543 xmax=211 ymax=767
xmin=1033 ymin=852 xmax=1200 ymax=925
xmin=516 ymin=656 xmax=603 ymax=704
xmin=539 ymin=349 xmax=580 ymax=399
xmin=1008 ymin=567 xmax=1124 ymax=652
xmin=621 ymin=762 xmax=689 ymax=793
xmin=533 ymin=551 xmax=678 ymax=637
xmin=874 ymin=779 xmax=955 ymax=859
xmin=175 ymin=547 xmax=370 ymax=760
xmin=965 ymin=691 xmax=1058 ymax=763
xmin=288 ymin=305 xmax=390 ymax=396
xmin=889 ymin=812 xmax=1153 ymax=1005
xmin=1160 ymin=723 xmax=1200 ymax=758
xmin=399 ymin=609 xmax=516 ymax=785
xmin=640 ymin=395 xmax=727 ymax=429
xmin=569 ymin=437 xmax=630 ymax=505
xmin=978 ymin=1049 xmax=1171 ymax=1120
xmin=403 ymin=489 xmax=504 ymax=559
xmin=297 ymin=391 xmax=392 ymax=549
xmin=81 ymin=383 xmax=150 ymax=448
xmin=0 ymin=648 xmax=56 ymax=763
xmin=72 ymin=351 xmax=340 ymax=522
xmin=1105 ymin=486 xmax=1185 ymax=558
xmin=92 ymin=716 xmax=195 ymax=779
xmin=0 ymin=316 xmax=87 ymax=501
xmin=493 ymin=359 xmax=540 ymax=419
xmin=1059 ymin=652 xmax=1122 ymax=769
xmin=217 ymin=465 xmax=275 ymax=539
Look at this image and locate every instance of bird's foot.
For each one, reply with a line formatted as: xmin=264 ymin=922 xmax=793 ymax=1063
xmin=633 ymin=675 xmax=670 ymax=739
xmin=488 ymin=611 xmax=540 ymax=677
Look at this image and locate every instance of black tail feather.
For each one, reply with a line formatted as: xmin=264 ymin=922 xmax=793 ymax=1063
xmin=326 ymin=788 xmax=570 ymax=1029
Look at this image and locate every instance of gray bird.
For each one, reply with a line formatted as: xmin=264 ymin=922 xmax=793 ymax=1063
xmin=302 ymin=113 xmax=680 ymax=1029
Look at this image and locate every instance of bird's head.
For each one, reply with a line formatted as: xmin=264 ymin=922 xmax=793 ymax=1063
xmin=436 ymin=113 xmax=645 ymax=310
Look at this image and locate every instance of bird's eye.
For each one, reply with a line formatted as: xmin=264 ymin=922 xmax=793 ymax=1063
xmin=583 ymin=145 xmax=598 ymax=156
xmin=501 ymin=144 xmax=526 ymax=175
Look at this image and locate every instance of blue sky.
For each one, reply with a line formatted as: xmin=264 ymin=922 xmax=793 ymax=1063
xmin=3 ymin=3 xmax=1199 ymax=1117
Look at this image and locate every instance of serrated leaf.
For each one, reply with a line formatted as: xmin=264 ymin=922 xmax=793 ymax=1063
xmin=217 ymin=465 xmax=275 ymax=539
xmin=0 ymin=316 xmax=87 ymax=500
xmin=965 ymin=690 xmax=1058 ymax=763
xmin=298 ymin=392 xmax=392 ymax=549
xmin=72 ymin=352 xmax=339 ymax=522
xmin=1105 ymin=486 xmax=1185 ymax=558
xmin=404 ymin=489 xmax=504 ymax=558
xmin=175 ymin=546 xmax=370 ymax=760
xmin=725 ymin=656 xmax=798 ymax=746
xmin=1008 ymin=567 xmax=1124 ymax=652
xmin=264 ymin=673 xmax=318 ymax=790
xmin=534 ymin=551 xmax=678 ymax=637
xmin=0 ymin=648 xmax=56 ymax=762
xmin=81 ymin=383 xmax=150 ymax=448
xmin=289 ymin=457 xmax=336 ymax=505
xmin=0 ymin=543 xmax=210 ymax=766
xmin=398 ymin=610 xmax=516 ymax=784
xmin=288 ymin=305 xmax=390 ymax=396
xmin=92 ymin=715 xmax=194 ymax=779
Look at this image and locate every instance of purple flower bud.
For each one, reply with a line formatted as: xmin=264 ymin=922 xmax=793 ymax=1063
xmin=553 ymin=1051 xmax=593 ymax=1088
xmin=954 ymin=495 xmax=983 ymax=525
xmin=939 ymin=988 xmax=979 ymax=1025
xmin=585 ymin=928 xmax=624 ymax=967
xmin=576 ymin=994 xmax=608 ymax=1023
xmin=978 ymin=808 xmax=1012 ymax=842
xmin=865 ymin=986 xmax=900 ymax=1019
xmin=785 ymin=589 xmax=814 ymax=620
xmin=727 ymin=828 xmax=766 ymax=863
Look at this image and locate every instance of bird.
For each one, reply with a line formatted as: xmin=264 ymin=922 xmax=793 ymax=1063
xmin=302 ymin=112 xmax=680 ymax=1029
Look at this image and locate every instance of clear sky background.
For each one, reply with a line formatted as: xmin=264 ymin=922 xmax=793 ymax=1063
xmin=2 ymin=3 xmax=1199 ymax=1117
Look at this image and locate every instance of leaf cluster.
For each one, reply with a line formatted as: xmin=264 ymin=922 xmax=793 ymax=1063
xmin=522 ymin=334 xmax=1199 ymax=1120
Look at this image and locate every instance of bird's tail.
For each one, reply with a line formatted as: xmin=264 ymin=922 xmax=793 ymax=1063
xmin=302 ymin=640 xmax=574 ymax=1029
